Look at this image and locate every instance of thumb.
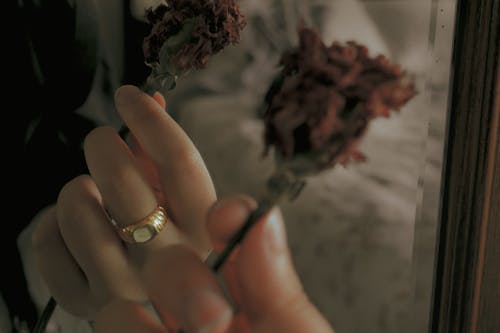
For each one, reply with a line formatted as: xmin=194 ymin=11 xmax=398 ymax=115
xmin=236 ymin=208 xmax=334 ymax=332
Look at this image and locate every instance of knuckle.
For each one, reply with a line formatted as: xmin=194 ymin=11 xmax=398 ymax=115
xmin=56 ymin=175 xmax=96 ymax=229
xmin=83 ymin=126 xmax=118 ymax=153
xmin=57 ymin=175 xmax=94 ymax=207
xmin=31 ymin=207 xmax=57 ymax=252
xmin=56 ymin=297 xmax=96 ymax=319
xmin=144 ymin=245 xmax=196 ymax=281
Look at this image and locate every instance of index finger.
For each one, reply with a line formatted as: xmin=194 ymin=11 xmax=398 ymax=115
xmin=114 ymin=85 xmax=216 ymax=252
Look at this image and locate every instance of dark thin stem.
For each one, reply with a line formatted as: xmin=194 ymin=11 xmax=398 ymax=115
xmin=32 ymin=74 xmax=179 ymax=333
xmin=32 ymin=297 xmax=56 ymax=333
xmin=177 ymin=199 xmax=277 ymax=333
xmin=33 ymin=200 xmax=276 ymax=333
xmin=211 ymin=199 xmax=275 ymax=272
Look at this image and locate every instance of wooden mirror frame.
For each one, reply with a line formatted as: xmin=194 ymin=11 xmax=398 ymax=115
xmin=431 ymin=0 xmax=499 ymax=332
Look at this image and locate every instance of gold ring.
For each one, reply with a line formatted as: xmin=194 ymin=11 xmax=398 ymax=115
xmin=111 ymin=206 xmax=169 ymax=244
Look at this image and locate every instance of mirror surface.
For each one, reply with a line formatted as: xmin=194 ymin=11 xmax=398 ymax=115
xmin=9 ymin=1 xmax=459 ymax=332
xmin=167 ymin=1 xmax=458 ymax=332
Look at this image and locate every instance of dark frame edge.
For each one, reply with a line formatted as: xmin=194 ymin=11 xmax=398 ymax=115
xmin=475 ymin=30 xmax=500 ymax=333
xmin=430 ymin=0 xmax=500 ymax=332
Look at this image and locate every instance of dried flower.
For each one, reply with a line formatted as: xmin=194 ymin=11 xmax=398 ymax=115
xmin=142 ymin=0 xmax=246 ymax=90
xmin=209 ymin=25 xmax=418 ymax=317
xmin=262 ymin=26 xmax=417 ymax=177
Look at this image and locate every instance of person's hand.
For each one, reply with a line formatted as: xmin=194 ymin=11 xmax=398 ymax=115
xmin=32 ymin=85 xmax=216 ymax=318
xmin=93 ymin=195 xmax=335 ymax=333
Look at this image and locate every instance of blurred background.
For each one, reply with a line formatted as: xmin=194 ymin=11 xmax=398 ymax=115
xmin=5 ymin=0 xmax=457 ymax=332
xmin=165 ymin=1 xmax=458 ymax=332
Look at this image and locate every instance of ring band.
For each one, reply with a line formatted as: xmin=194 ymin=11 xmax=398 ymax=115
xmin=111 ymin=206 xmax=169 ymax=244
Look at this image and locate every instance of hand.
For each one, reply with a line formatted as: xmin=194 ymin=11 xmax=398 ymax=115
xmin=32 ymin=85 xmax=216 ymax=318
xmin=93 ymin=195 xmax=335 ymax=333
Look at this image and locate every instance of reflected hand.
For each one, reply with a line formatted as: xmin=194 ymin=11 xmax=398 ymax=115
xmin=32 ymin=85 xmax=216 ymax=318
xmin=94 ymin=196 xmax=335 ymax=333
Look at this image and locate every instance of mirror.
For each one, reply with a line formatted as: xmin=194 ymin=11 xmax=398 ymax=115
xmin=11 ymin=1 xmax=496 ymax=333
xmin=162 ymin=1 xmax=458 ymax=333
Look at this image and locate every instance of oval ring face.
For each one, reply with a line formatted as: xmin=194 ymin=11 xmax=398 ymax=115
xmin=133 ymin=225 xmax=156 ymax=243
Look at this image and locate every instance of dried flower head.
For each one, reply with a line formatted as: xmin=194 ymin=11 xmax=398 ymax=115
xmin=142 ymin=0 xmax=246 ymax=90
xmin=263 ymin=26 xmax=417 ymax=177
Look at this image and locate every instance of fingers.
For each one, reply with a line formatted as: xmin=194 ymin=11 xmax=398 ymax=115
xmin=84 ymin=126 xmax=186 ymax=257
xmin=35 ymin=85 xmax=211 ymax=320
xmin=205 ymin=195 xmax=257 ymax=308
xmin=56 ymin=175 xmax=146 ymax=309
xmin=206 ymin=195 xmax=257 ymax=254
xmin=94 ymin=300 xmax=167 ymax=333
xmin=235 ymin=208 xmax=307 ymax=321
xmin=152 ymin=91 xmax=166 ymax=109
xmin=207 ymin=197 xmax=303 ymax=317
xmin=114 ymin=85 xmax=216 ymax=250
xmin=31 ymin=206 xmax=93 ymax=318
xmin=143 ymin=246 xmax=233 ymax=333
xmin=94 ymin=196 xmax=333 ymax=332
xmin=207 ymin=197 xmax=334 ymax=332
xmin=126 ymin=92 xmax=166 ymax=203
xmin=84 ymin=126 xmax=158 ymax=229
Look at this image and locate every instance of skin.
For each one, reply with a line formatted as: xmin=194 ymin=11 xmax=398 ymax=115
xmin=33 ymin=85 xmax=335 ymax=332
xmin=93 ymin=196 xmax=336 ymax=333
xmin=32 ymin=85 xmax=216 ymax=318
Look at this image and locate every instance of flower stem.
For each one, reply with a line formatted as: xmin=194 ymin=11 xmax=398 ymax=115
xmin=33 ymin=296 xmax=56 ymax=333
xmin=176 ymin=198 xmax=276 ymax=333
xmin=211 ymin=198 xmax=276 ymax=272
xmin=33 ymin=172 xmax=301 ymax=333
xmin=33 ymin=200 xmax=280 ymax=333
xmin=178 ymin=172 xmax=306 ymax=332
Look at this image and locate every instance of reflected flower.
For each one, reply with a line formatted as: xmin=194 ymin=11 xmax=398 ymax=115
xmin=262 ymin=25 xmax=417 ymax=179
xmin=142 ymin=0 xmax=247 ymax=91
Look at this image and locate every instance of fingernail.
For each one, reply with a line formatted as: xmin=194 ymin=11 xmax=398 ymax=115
xmin=114 ymin=85 xmax=142 ymax=108
xmin=152 ymin=91 xmax=163 ymax=101
xmin=185 ymin=289 xmax=232 ymax=333
xmin=209 ymin=195 xmax=252 ymax=217
xmin=264 ymin=207 xmax=287 ymax=254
